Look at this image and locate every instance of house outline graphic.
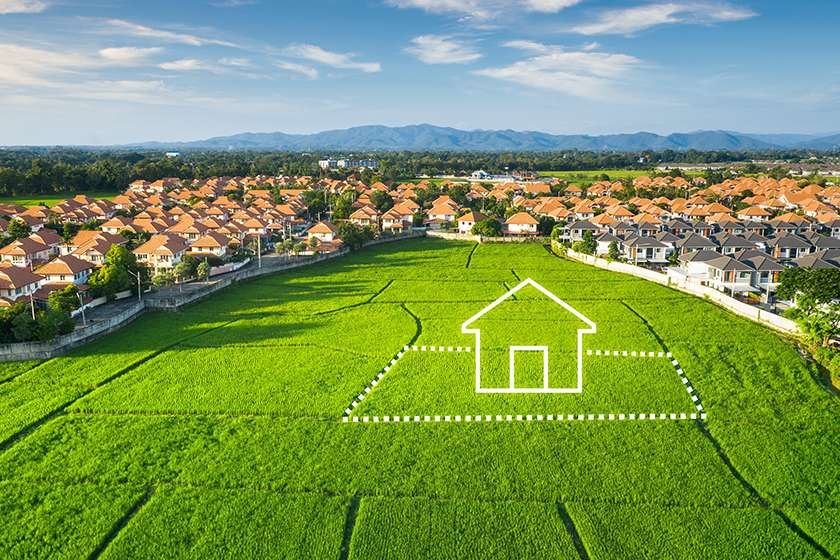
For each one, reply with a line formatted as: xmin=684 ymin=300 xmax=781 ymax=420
xmin=461 ymin=278 xmax=597 ymax=394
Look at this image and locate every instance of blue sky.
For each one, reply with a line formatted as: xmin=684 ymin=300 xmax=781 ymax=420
xmin=1 ymin=0 xmax=838 ymax=145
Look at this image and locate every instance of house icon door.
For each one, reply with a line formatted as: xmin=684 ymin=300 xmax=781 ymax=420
xmin=509 ymin=346 xmax=549 ymax=390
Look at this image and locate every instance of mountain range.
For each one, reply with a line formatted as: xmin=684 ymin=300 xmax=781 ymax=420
xmin=124 ymin=124 xmax=840 ymax=152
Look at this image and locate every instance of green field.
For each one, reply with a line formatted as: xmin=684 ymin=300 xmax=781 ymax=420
xmin=0 ymin=238 xmax=838 ymax=559
xmin=0 ymin=191 xmax=118 ymax=207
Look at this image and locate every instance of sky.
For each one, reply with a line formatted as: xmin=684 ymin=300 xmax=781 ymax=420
xmin=0 ymin=0 xmax=839 ymax=145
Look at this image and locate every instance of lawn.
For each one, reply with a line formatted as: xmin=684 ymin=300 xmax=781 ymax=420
xmin=0 ymin=191 xmax=118 ymax=207
xmin=0 ymin=238 xmax=837 ymax=559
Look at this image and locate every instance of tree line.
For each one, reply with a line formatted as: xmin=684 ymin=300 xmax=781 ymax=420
xmin=0 ymin=148 xmax=835 ymax=197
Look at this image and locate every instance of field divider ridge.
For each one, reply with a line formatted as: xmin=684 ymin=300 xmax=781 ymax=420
xmin=0 ymin=319 xmax=240 ymax=455
xmin=88 ymin=486 xmax=156 ymax=560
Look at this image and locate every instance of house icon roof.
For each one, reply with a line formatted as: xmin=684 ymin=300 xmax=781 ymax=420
xmin=462 ymin=278 xmax=597 ymax=394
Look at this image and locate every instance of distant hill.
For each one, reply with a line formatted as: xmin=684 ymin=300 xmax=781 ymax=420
xmin=795 ymin=134 xmax=840 ymax=150
xmin=117 ymin=124 xmax=840 ymax=152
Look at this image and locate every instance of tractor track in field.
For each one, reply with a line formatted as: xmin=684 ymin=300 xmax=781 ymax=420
xmin=0 ymin=319 xmax=240 ymax=456
xmin=557 ymin=503 xmax=591 ymax=560
xmin=0 ymin=359 xmax=50 ymax=387
xmin=465 ymin=243 xmax=479 ymax=268
xmin=315 ymin=280 xmax=394 ymax=315
xmin=338 ymin=495 xmax=361 ymax=560
xmin=88 ymin=486 xmax=156 ymax=560
xmin=621 ymin=301 xmax=833 ymax=560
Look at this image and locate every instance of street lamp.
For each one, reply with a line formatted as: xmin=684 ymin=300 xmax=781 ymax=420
xmin=127 ymin=270 xmax=143 ymax=302
xmin=77 ymin=291 xmax=86 ymax=327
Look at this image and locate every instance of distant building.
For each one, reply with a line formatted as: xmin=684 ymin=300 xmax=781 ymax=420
xmin=318 ymin=158 xmax=380 ymax=170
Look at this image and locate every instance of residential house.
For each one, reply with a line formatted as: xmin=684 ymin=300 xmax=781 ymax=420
xmin=34 ymin=255 xmax=94 ymax=286
xmin=457 ymin=210 xmax=490 ymax=234
xmin=504 ymin=212 xmax=539 ymax=236
xmin=0 ymin=262 xmax=43 ymax=304
xmin=189 ymin=232 xmax=236 ymax=258
xmin=622 ymin=236 xmax=669 ymax=264
xmin=0 ymin=238 xmax=50 ymax=268
xmin=133 ymin=234 xmax=189 ymax=274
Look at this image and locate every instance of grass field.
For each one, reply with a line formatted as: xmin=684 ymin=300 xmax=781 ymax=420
xmin=0 ymin=191 xmax=119 ymax=207
xmin=0 ymin=238 xmax=838 ymax=559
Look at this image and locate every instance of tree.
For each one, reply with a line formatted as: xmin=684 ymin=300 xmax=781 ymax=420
xmin=550 ymin=224 xmax=565 ymax=243
xmin=196 ymin=260 xmax=210 ymax=280
xmin=338 ymin=222 xmax=374 ymax=250
xmin=292 ymin=242 xmax=306 ymax=255
xmin=608 ymin=241 xmax=620 ymax=261
xmin=369 ymin=190 xmax=394 ymax=213
xmin=37 ymin=309 xmax=74 ymax=340
xmin=6 ymin=219 xmax=30 ymax=240
xmin=472 ymin=219 xmax=501 ymax=237
xmin=307 ymin=237 xmax=319 ymax=252
xmin=667 ymin=250 xmax=680 ymax=266
xmin=572 ymin=230 xmax=597 ymax=255
xmin=62 ymin=222 xmax=78 ymax=243
xmin=537 ymin=216 xmax=557 ymax=236
xmin=332 ymin=194 xmax=354 ymax=220
xmin=48 ymin=284 xmax=80 ymax=314
xmin=153 ymin=271 xmax=175 ymax=288
xmin=11 ymin=309 xmax=38 ymax=342
xmin=779 ymin=268 xmax=840 ymax=347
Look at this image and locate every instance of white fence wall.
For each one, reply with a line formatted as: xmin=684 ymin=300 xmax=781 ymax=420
xmin=562 ymin=246 xmax=800 ymax=336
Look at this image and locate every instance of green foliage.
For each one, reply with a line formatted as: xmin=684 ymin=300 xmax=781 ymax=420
xmin=152 ymin=271 xmax=175 ymax=288
xmin=196 ymin=260 xmax=210 ymax=280
xmin=471 ymin=219 xmax=501 ymax=237
xmin=369 ymin=189 xmax=394 ymax=213
xmin=48 ymin=284 xmax=80 ymax=315
xmin=88 ymin=245 xmax=145 ymax=298
xmin=572 ymin=230 xmax=597 ymax=255
xmin=608 ymin=240 xmax=620 ymax=261
xmin=338 ymin=222 xmax=375 ymax=250
xmin=6 ymin=219 xmax=30 ymax=240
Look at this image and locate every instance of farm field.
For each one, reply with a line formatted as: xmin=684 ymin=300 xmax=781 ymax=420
xmin=0 ymin=191 xmax=119 ymax=207
xmin=0 ymin=238 xmax=838 ymax=559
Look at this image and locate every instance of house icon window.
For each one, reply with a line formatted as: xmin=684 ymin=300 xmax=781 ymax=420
xmin=462 ymin=279 xmax=597 ymax=394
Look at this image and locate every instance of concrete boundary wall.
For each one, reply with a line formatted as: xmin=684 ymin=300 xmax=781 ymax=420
xmin=561 ymin=245 xmax=800 ymax=336
xmin=0 ymin=232 xmax=424 ymax=361
xmin=0 ymin=302 xmax=146 ymax=362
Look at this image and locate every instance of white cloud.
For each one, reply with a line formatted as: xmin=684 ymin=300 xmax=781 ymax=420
xmin=284 ymin=44 xmax=381 ymax=73
xmin=159 ymin=58 xmax=210 ymax=71
xmin=0 ymin=43 xmax=96 ymax=86
xmin=0 ymin=0 xmax=48 ymax=14
xmin=405 ymin=35 xmax=481 ymax=64
xmin=211 ymin=0 xmax=258 ymax=6
xmin=276 ymin=60 xmax=319 ymax=79
xmin=385 ymin=0 xmax=580 ymax=19
xmin=219 ymin=57 xmax=252 ymax=67
xmin=102 ymin=19 xmax=239 ymax=48
xmin=572 ymin=2 xmax=756 ymax=35
xmin=99 ymin=47 xmax=163 ymax=65
xmin=521 ymin=0 xmax=581 ymax=12
xmin=475 ymin=41 xmax=641 ymax=99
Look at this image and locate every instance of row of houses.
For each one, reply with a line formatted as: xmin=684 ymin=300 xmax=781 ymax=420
xmin=0 ymin=172 xmax=837 ymax=307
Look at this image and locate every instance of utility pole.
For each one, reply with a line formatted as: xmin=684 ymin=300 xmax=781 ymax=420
xmin=29 ymin=292 xmax=35 ymax=320
xmin=127 ymin=270 xmax=142 ymax=302
xmin=77 ymin=291 xmax=86 ymax=327
xmin=257 ymin=233 xmax=262 ymax=269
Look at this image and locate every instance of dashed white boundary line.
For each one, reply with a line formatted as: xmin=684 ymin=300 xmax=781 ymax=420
xmin=342 ymin=345 xmax=471 ymax=419
xmin=345 ymin=412 xmax=702 ymax=424
xmin=342 ymin=346 xmax=707 ymax=424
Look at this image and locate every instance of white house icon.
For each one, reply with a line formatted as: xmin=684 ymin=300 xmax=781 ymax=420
xmin=461 ymin=278 xmax=597 ymax=394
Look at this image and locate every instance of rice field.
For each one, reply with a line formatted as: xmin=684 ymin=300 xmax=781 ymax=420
xmin=0 ymin=238 xmax=837 ymax=559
